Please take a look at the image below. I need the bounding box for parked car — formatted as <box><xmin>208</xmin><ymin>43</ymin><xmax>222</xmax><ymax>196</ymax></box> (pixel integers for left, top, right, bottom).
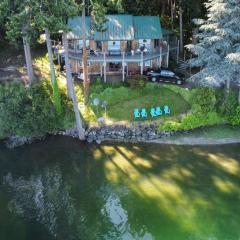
<box><xmin>144</xmin><ymin>68</ymin><xmax>185</xmax><ymax>85</ymax></box>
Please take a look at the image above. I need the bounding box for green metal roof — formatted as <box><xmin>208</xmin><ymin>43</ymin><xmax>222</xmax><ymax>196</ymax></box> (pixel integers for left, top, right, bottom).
<box><xmin>95</xmin><ymin>15</ymin><xmax>134</xmax><ymax>40</ymax></box>
<box><xmin>133</xmin><ymin>16</ymin><xmax>162</xmax><ymax>39</ymax></box>
<box><xmin>67</xmin><ymin>15</ymin><xmax>163</xmax><ymax>40</ymax></box>
<box><xmin>68</xmin><ymin>16</ymin><xmax>92</xmax><ymax>39</ymax></box>
<box><xmin>162</xmin><ymin>28</ymin><xmax>174</xmax><ymax>36</ymax></box>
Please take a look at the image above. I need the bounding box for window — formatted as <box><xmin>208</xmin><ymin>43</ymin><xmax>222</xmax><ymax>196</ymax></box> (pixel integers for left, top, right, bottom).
<box><xmin>139</xmin><ymin>39</ymin><xmax>151</xmax><ymax>51</ymax></box>
<box><xmin>154</xmin><ymin>39</ymin><xmax>159</xmax><ymax>48</ymax></box>
<box><xmin>96</xmin><ymin>41</ymin><xmax>102</xmax><ymax>50</ymax></box>
<box><xmin>108</xmin><ymin>41</ymin><xmax>121</xmax><ymax>51</ymax></box>
<box><xmin>76</xmin><ymin>40</ymin><xmax>90</xmax><ymax>50</ymax></box>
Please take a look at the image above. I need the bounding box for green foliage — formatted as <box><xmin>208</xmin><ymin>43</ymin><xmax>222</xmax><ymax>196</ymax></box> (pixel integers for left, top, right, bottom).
<box><xmin>163</xmin><ymin>84</ymin><xmax>197</xmax><ymax>104</ymax></box>
<box><xmin>221</xmin><ymin>90</ymin><xmax>238</xmax><ymax>116</ymax></box>
<box><xmin>52</xmin><ymin>80</ymin><xmax>62</xmax><ymax>115</ymax></box>
<box><xmin>229</xmin><ymin>106</ymin><xmax>240</xmax><ymax>126</ymax></box>
<box><xmin>0</xmin><ymin>81</ymin><xmax>73</xmax><ymax>139</ymax></box>
<box><xmin>160</xmin><ymin>112</ymin><xmax>225</xmax><ymax>131</ymax></box>
<box><xmin>90</xmin><ymin>86</ymin><xmax>141</xmax><ymax>106</ymax></box>
<box><xmin>126</xmin><ymin>75</ymin><xmax>148</xmax><ymax>89</ymax></box>
<box><xmin>191</xmin><ymin>87</ymin><xmax>216</xmax><ymax>113</ymax></box>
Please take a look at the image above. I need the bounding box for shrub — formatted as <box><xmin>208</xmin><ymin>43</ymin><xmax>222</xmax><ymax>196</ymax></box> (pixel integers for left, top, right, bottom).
<box><xmin>191</xmin><ymin>87</ymin><xmax>216</xmax><ymax>113</ymax></box>
<box><xmin>181</xmin><ymin>112</ymin><xmax>224</xmax><ymax>130</ymax></box>
<box><xmin>160</xmin><ymin>121</ymin><xmax>181</xmax><ymax>131</ymax></box>
<box><xmin>220</xmin><ymin>90</ymin><xmax>238</xmax><ymax>116</ymax></box>
<box><xmin>229</xmin><ymin>106</ymin><xmax>240</xmax><ymax>126</ymax></box>
<box><xmin>0</xmin><ymin>81</ymin><xmax>72</xmax><ymax>139</ymax></box>
<box><xmin>159</xmin><ymin>111</ymin><xmax>225</xmax><ymax>131</ymax></box>
<box><xmin>163</xmin><ymin>85</ymin><xmax>197</xmax><ymax>104</ymax></box>
<box><xmin>126</xmin><ymin>75</ymin><xmax>148</xmax><ymax>89</ymax></box>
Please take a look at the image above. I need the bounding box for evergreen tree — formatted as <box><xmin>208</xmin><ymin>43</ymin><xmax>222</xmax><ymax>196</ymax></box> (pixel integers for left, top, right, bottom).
<box><xmin>186</xmin><ymin>0</ymin><xmax>240</xmax><ymax>90</ymax></box>
<box><xmin>1</xmin><ymin>0</ymin><xmax>35</xmax><ymax>84</ymax></box>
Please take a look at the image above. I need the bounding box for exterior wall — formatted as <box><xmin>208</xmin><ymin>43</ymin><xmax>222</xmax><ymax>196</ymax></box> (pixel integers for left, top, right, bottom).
<box><xmin>89</xmin><ymin>63</ymin><xmax>101</xmax><ymax>73</ymax></box>
<box><xmin>89</xmin><ymin>40</ymin><xmax>96</xmax><ymax>50</ymax></box>
<box><xmin>102</xmin><ymin>41</ymin><xmax>108</xmax><ymax>51</ymax></box>
<box><xmin>70</xmin><ymin>59</ymin><xmax>102</xmax><ymax>74</ymax></box>
<box><xmin>128</xmin><ymin>63</ymin><xmax>139</xmax><ymax>74</ymax></box>
<box><xmin>131</xmin><ymin>40</ymin><xmax>139</xmax><ymax>50</ymax></box>
<box><xmin>120</xmin><ymin>41</ymin><xmax>127</xmax><ymax>52</ymax></box>
<box><xmin>70</xmin><ymin>59</ymin><xmax>81</xmax><ymax>73</ymax></box>
<box><xmin>151</xmin><ymin>59</ymin><xmax>159</xmax><ymax>69</ymax></box>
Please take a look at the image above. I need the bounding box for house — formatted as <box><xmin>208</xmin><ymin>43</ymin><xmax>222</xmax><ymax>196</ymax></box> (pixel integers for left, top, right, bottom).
<box><xmin>67</xmin><ymin>15</ymin><xmax>179</xmax><ymax>82</ymax></box>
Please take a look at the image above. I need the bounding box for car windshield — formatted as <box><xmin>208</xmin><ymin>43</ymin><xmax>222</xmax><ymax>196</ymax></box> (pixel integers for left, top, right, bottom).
<box><xmin>160</xmin><ymin>70</ymin><xmax>175</xmax><ymax>77</ymax></box>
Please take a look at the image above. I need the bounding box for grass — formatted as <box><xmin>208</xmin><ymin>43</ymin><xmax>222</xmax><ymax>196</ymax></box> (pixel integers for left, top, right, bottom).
<box><xmin>79</xmin><ymin>83</ymin><xmax>191</xmax><ymax>125</ymax></box>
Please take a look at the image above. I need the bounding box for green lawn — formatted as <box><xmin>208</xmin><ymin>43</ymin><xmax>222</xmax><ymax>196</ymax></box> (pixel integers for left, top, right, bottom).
<box><xmin>82</xmin><ymin>84</ymin><xmax>191</xmax><ymax>124</ymax></box>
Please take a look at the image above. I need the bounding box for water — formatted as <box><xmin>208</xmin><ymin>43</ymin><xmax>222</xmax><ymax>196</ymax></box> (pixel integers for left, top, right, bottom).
<box><xmin>0</xmin><ymin>137</ymin><xmax>239</xmax><ymax>240</ymax></box>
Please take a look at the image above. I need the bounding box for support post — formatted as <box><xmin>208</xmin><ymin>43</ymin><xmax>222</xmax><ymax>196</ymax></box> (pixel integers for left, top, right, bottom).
<box><xmin>166</xmin><ymin>44</ymin><xmax>169</xmax><ymax>68</ymax></box>
<box><xmin>177</xmin><ymin>40</ymin><xmax>180</xmax><ymax>64</ymax></box>
<box><xmin>122</xmin><ymin>51</ymin><xmax>125</xmax><ymax>82</ymax></box>
<box><xmin>159</xmin><ymin>47</ymin><xmax>162</xmax><ymax>68</ymax></box>
<box><xmin>141</xmin><ymin>52</ymin><xmax>144</xmax><ymax>75</ymax></box>
<box><xmin>100</xmin><ymin>64</ymin><xmax>103</xmax><ymax>77</ymax></box>
<box><xmin>103</xmin><ymin>51</ymin><xmax>107</xmax><ymax>83</ymax></box>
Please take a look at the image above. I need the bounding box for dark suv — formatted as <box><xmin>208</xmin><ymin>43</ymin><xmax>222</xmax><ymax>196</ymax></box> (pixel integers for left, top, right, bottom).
<box><xmin>144</xmin><ymin>68</ymin><xmax>185</xmax><ymax>85</ymax></box>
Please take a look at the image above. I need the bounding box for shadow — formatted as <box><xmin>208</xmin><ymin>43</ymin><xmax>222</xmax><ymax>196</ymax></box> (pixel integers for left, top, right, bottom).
<box><xmin>0</xmin><ymin>137</ymin><xmax>239</xmax><ymax>240</ymax></box>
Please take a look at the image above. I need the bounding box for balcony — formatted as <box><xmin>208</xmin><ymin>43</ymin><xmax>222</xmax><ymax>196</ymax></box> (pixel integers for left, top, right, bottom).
<box><xmin>68</xmin><ymin>47</ymin><xmax>176</xmax><ymax>64</ymax></box>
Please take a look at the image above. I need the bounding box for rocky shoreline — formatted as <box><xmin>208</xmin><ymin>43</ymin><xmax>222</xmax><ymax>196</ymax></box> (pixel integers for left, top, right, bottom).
<box><xmin>3</xmin><ymin>124</ymin><xmax>179</xmax><ymax>148</ymax></box>
<box><xmin>3</xmin><ymin>124</ymin><xmax>240</xmax><ymax>148</ymax></box>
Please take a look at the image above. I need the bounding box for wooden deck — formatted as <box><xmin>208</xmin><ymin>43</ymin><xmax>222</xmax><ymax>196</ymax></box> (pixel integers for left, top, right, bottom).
<box><xmin>68</xmin><ymin>47</ymin><xmax>178</xmax><ymax>63</ymax></box>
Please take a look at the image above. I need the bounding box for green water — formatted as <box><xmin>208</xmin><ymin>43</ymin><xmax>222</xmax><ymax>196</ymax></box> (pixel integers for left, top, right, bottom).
<box><xmin>0</xmin><ymin>137</ymin><xmax>239</xmax><ymax>240</ymax></box>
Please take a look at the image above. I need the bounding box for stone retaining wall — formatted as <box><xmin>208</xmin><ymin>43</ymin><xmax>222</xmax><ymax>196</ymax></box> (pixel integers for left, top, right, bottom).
<box><xmin>4</xmin><ymin>124</ymin><xmax>179</xmax><ymax>148</ymax></box>
<box><xmin>84</xmin><ymin>124</ymin><xmax>177</xmax><ymax>144</ymax></box>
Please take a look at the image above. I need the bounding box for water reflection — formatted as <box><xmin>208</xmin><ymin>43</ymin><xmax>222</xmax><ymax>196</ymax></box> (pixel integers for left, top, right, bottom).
<box><xmin>0</xmin><ymin>137</ymin><xmax>239</xmax><ymax>240</ymax></box>
<box><xmin>3</xmin><ymin>166</ymin><xmax>76</xmax><ymax>238</ymax></box>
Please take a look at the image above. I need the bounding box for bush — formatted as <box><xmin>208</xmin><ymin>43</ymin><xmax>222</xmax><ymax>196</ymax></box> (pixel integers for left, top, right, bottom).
<box><xmin>163</xmin><ymin>85</ymin><xmax>197</xmax><ymax>104</ymax></box>
<box><xmin>126</xmin><ymin>75</ymin><xmax>148</xmax><ymax>89</ymax></box>
<box><xmin>0</xmin><ymin>81</ymin><xmax>73</xmax><ymax>139</ymax></box>
<box><xmin>229</xmin><ymin>106</ymin><xmax>240</xmax><ymax>126</ymax></box>
<box><xmin>220</xmin><ymin>90</ymin><xmax>238</xmax><ymax>116</ymax></box>
<box><xmin>191</xmin><ymin>87</ymin><xmax>216</xmax><ymax>113</ymax></box>
<box><xmin>159</xmin><ymin>111</ymin><xmax>225</xmax><ymax>131</ymax></box>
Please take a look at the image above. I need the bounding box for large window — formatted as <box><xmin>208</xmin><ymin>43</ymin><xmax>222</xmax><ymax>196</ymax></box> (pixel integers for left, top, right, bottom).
<box><xmin>76</xmin><ymin>40</ymin><xmax>90</xmax><ymax>50</ymax></box>
<box><xmin>138</xmin><ymin>39</ymin><xmax>151</xmax><ymax>51</ymax></box>
<box><xmin>108</xmin><ymin>41</ymin><xmax>121</xmax><ymax>51</ymax></box>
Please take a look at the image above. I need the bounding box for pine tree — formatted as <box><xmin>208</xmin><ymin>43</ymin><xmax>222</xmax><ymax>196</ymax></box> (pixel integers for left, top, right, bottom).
<box><xmin>2</xmin><ymin>0</ymin><xmax>35</xmax><ymax>84</ymax></box>
<box><xmin>186</xmin><ymin>0</ymin><xmax>240</xmax><ymax>90</ymax></box>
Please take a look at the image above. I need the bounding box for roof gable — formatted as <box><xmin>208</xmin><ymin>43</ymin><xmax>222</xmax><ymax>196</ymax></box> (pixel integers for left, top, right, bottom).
<box><xmin>67</xmin><ymin>15</ymin><xmax>162</xmax><ymax>40</ymax></box>
<box><xmin>133</xmin><ymin>16</ymin><xmax>162</xmax><ymax>39</ymax></box>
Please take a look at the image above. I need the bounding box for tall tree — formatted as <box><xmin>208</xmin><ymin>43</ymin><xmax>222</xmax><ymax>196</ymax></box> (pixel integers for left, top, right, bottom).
<box><xmin>81</xmin><ymin>0</ymin><xmax>107</xmax><ymax>103</ymax></box>
<box><xmin>2</xmin><ymin>0</ymin><xmax>35</xmax><ymax>84</ymax></box>
<box><xmin>33</xmin><ymin>0</ymin><xmax>67</xmax><ymax>115</ymax></box>
<box><xmin>186</xmin><ymin>0</ymin><xmax>240</xmax><ymax>96</ymax></box>
<box><xmin>34</xmin><ymin>0</ymin><xmax>85</xmax><ymax>139</ymax></box>
<box><xmin>63</xmin><ymin>32</ymin><xmax>85</xmax><ymax>140</ymax></box>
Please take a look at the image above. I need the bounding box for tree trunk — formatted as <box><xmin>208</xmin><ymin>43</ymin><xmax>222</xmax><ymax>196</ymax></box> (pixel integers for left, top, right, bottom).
<box><xmin>45</xmin><ymin>28</ymin><xmax>56</xmax><ymax>86</ymax></box>
<box><xmin>22</xmin><ymin>29</ymin><xmax>34</xmax><ymax>85</ymax></box>
<box><xmin>224</xmin><ymin>78</ymin><xmax>231</xmax><ymax>102</ymax></box>
<box><xmin>45</xmin><ymin>28</ymin><xmax>62</xmax><ymax>114</ymax></box>
<box><xmin>82</xmin><ymin>0</ymin><xmax>89</xmax><ymax>104</ymax></box>
<box><xmin>63</xmin><ymin>32</ymin><xmax>85</xmax><ymax>140</ymax></box>
<box><xmin>171</xmin><ymin>0</ymin><xmax>174</xmax><ymax>27</ymax></box>
<box><xmin>179</xmin><ymin>7</ymin><xmax>184</xmax><ymax>53</ymax></box>
<box><xmin>238</xmin><ymin>80</ymin><xmax>240</xmax><ymax>105</ymax></box>
<box><xmin>161</xmin><ymin>1</ymin><xmax>166</xmax><ymax>16</ymax></box>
